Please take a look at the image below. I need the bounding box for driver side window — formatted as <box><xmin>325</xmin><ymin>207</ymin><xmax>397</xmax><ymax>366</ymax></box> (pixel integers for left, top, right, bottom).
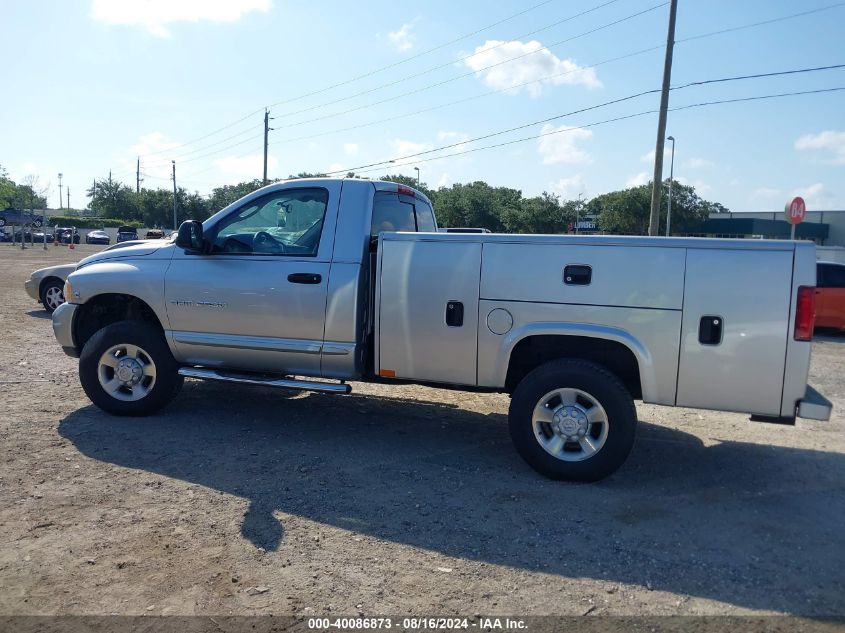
<box><xmin>212</xmin><ymin>187</ymin><xmax>329</xmax><ymax>256</ymax></box>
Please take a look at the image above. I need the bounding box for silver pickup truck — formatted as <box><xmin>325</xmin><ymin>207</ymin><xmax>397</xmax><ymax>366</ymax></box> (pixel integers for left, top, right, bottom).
<box><xmin>51</xmin><ymin>178</ymin><xmax>832</xmax><ymax>481</ymax></box>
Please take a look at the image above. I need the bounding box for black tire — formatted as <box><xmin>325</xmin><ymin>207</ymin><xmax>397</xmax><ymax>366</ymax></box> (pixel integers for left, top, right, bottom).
<box><xmin>79</xmin><ymin>320</ymin><xmax>183</xmax><ymax>416</ymax></box>
<box><xmin>508</xmin><ymin>359</ymin><xmax>637</xmax><ymax>482</ymax></box>
<box><xmin>39</xmin><ymin>279</ymin><xmax>65</xmax><ymax>313</ymax></box>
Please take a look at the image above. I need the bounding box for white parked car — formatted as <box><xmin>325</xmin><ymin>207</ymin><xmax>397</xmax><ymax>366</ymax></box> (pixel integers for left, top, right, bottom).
<box><xmin>24</xmin><ymin>264</ymin><xmax>76</xmax><ymax>313</ymax></box>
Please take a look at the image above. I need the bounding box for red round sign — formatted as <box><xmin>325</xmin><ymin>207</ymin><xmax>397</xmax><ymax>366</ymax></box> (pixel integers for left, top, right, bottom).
<box><xmin>785</xmin><ymin>197</ymin><xmax>806</xmax><ymax>225</ymax></box>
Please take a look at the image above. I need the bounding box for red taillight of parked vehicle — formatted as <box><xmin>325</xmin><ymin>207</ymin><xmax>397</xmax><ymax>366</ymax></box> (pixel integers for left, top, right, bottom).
<box><xmin>794</xmin><ymin>286</ymin><xmax>816</xmax><ymax>341</ymax></box>
<box><xmin>397</xmin><ymin>185</ymin><xmax>416</xmax><ymax>197</ymax></box>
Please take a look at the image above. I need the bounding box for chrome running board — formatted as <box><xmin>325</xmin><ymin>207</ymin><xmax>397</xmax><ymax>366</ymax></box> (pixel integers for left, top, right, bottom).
<box><xmin>178</xmin><ymin>367</ymin><xmax>352</xmax><ymax>394</ymax></box>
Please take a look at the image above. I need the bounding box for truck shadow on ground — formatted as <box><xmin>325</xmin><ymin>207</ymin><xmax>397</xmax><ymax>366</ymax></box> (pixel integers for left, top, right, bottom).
<box><xmin>58</xmin><ymin>381</ymin><xmax>845</xmax><ymax>615</ymax></box>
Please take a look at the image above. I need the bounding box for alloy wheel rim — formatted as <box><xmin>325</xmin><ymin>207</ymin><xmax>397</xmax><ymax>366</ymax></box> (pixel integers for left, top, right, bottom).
<box><xmin>45</xmin><ymin>287</ymin><xmax>64</xmax><ymax>310</ymax></box>
<box><xmin>532</xmin><ymin>387</ymin><xmax>609</xmax><ymax>462</ymax></box>
<box><xmin>97</xmin><ymin>343</ymin><xmax>157</xmax><ymax>401</ymax></box>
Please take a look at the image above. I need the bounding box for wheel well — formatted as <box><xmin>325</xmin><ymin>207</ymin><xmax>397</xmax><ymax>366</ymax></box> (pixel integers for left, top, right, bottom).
<box><xmin>505</xmin><ymin>335</ymin><xmax>642</xmax><ymax>399</ymax></box>
<box><xmin>39</xmin><ymin>276</ymin><xmax>65</xmax><ymax>297</ymax></box>
<box><xmin>73</xmin><ymin>294</ymin><xmax>164</xmax><ymax>351</ymax></box>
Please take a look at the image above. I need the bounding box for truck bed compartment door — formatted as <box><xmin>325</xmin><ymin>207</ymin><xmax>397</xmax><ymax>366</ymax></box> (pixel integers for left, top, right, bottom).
<box><xmin>376</xmin><ymin>239</ymin><xmax>481</xmax><ymax>385</ymax></box>
<box><xmin>676</xmin><ymin>249</ymin><xmax>793</xmax><ymax>415</ymax></box>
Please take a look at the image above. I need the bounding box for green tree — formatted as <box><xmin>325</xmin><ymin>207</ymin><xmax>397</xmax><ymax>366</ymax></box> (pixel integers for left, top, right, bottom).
<box><xmin>590</xmin><ymin>180</ymin><xmax>727</xmax><ymax>235</ymax></box>
<box><xmin>208</xmin><ymin>179</ymin><xmax>265</xmax><ymax>214</ymax></box>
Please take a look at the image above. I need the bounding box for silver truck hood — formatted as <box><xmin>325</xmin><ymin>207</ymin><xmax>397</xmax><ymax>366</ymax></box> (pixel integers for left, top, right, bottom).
<box><xmin>77</xmin><ymin>241</ymin><xmax>171</xmax><ymax>268</ymax></box>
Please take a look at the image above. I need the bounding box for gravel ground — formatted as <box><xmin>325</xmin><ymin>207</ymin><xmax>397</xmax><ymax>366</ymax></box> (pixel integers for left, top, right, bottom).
<box><xmin>0</xmin><ymin>243</ymin><xmax>843</xmax><ymax>618</ymax></box>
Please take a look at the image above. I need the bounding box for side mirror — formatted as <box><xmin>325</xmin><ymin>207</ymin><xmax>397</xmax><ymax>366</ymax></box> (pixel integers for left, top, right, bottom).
<box><xmin>175</xmin><ymin>220</ymin><xmax>204</xmax><ymax>252</ymax></box>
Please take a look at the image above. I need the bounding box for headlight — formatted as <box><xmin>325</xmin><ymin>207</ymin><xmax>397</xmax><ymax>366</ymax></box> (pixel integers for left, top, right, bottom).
<box><xmin>63</xmin><ymin>280</ymin><xmax>73</xmax><ymax>301</ymax></box>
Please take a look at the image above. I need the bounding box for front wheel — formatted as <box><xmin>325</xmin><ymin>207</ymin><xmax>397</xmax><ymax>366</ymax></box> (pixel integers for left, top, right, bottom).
<box><xmin>508</xmin><ymin>359</ymin><xmax>637</xmax><ymax>481</ymax></box>
<box><xmin>40</xmin><ymin>279</ymin><xmax>65</xmax><ymax>313</ymax></box>
<box><xmin>79</xmin><ymin>321</ymin><xmax>183</xmax><ymax>416</ymax></box>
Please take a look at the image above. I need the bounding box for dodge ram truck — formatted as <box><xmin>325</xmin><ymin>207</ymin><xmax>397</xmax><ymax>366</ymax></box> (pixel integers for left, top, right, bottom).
<box><xmin>51</xmin><ymin>178</ymin><xmax>833</xmax><ymax>481</ymax></box>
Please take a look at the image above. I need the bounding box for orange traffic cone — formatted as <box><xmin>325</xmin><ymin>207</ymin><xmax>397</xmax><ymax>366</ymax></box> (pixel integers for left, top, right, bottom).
<box><xmin>69</xmin><ymin>241</ymin><xmax>75</xmax><ymax>250</ymax></box>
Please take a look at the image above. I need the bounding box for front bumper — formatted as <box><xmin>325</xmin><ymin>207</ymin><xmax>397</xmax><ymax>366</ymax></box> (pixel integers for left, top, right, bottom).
<box><xmin>52</xmin><ymin>302</ymin><xmax>79</xmax><ymax>357</ymax></box>
<box><xmin>797</xmin><ymin>385</ymin><xmax>833</xmax><ymax>421</ymax></box>
<box><xmin>24</xmin><ymin>277</ymin><xmax>40</xmax><ymax>301</ymax></box>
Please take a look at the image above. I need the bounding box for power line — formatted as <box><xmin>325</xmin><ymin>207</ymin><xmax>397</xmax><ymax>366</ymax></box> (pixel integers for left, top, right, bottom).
<box><xmin>343</xmin><ymin>86</ymin><xmax>845</xmax><ymax>176</ymax></box>
<box><xmin>318</xmin><ymin>64</ymin><xmax>845</xmax><ymax>174</ymax></box>
<box><xmin>272</xmin><ymin>1</ymin><xmax>667</xmax><ymax>123</ymax></box>
<box><xmin>134</xmin><ymin>0</ymin><xmax>581</xmax><ymax>159</ymax></box>
<box><xmin>268</xmin><ymin>0</ymin><xmax>619</xmax><ymax>110</ymax></box>
<box><xmin>270</xmin><ymin>44</ymin><xmax>664</xmax><ymax>147</ymax></box>
<box><xmin>678</xmin><ymin>1</ymin><xmax>845</xmax><ymax>43</ymax></box>
<box><xmin>132</xmin><ymin>0</ymin><xmax>845</xmax><ymax>166</ymax></box>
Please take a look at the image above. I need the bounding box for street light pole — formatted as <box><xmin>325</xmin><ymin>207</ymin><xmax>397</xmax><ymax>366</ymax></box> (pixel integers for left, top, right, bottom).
<box><xmin>171</xmin><ymin>160</ymin><xmax>177</xmax><ymax>231</ymax></box>
<box><xmin>58</xmin><ymin>173</ymin><xmax>63</xmax><ymax>210</ymax></box>
<box><xmin>414</xmin><ymin>167</ymin><xmax>420</xmax><ymax>186</ymax></box>
<box><xmin>666</xmin><ymin>135</ymin><xmax>675</xmax><ymax>237</ymax></box>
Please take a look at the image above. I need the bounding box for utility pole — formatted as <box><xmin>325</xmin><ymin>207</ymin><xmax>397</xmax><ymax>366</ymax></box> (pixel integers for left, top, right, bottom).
<box><xmin>58</xmin><ymin>173</ymin><xmax>63</xmax><ymax>210</ymax></box>
<box><xmin>92</xmin><ymin>179</ymin><xmax>96</xmax><ymax>214</ymax></box>
<box><xmin>136</xmin><ymin>157</ymin><xmax>141</xmax><ymax>193</ymax></box>
<box><xmin>67</xmin><ymin>187</ymin><xmax>70</xmax><ymax>210</ymax></box>
<box><xmin>263</xmin><ymin>108</ymin><xmax>273</xmax><ymax>185</ymax></box>
<box><xmin>647</xmin><ymin>0</ymin><xmax>678</xmax><ymax>236</ymax></box>
<box><xmin>171</xmin><ymin>160</ymin><xmax>177</xmax><ymax>230</ymax></box>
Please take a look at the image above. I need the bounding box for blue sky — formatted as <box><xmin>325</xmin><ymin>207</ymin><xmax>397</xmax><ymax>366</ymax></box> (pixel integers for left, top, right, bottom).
<box><xmin>2</xmin><ymin>0</ymin><xmax>844</xmax><ymax>213</ymax></box>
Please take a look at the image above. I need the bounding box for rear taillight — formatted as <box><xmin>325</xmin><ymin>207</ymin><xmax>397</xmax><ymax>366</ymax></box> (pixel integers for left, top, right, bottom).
<box><xmin>397</xmin><ymin>185</ymin><xmax>416</xmax><ymax>197</ymax></box>
<box><xmin>794</xmin><ymin>286</ymin><xmax>816</xmax><ymax>341</ymax></box>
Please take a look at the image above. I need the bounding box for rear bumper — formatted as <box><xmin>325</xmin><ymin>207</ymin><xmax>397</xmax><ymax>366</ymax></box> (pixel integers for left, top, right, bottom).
<box><xmin>51</xmin><ymin>302</ymin><xmax>79</xmax><ymax>357</ymax></box>
<box><xmin>797</xmin><ymin>385</ymin><xmax>833</xmax><ymax>421</ymax></box>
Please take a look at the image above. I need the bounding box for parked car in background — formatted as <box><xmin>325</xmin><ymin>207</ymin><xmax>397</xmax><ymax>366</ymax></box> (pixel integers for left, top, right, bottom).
<box><xmin>144</xmin><ymin>229</ymin><xmax>165</xmax><ymax>240</ymax></box>
<box><xmin>116</xmin><ymin>226</ymin><xmax>139</xmax><ymax>243</ymax></box>
<box><xmin>85</xmin><ymin>230</ymin><xmax>110</xmax><ymax>245</ymax></box>
<box><xmin>57</xmin><ymin>227</ymin><xmax>81</xmax><ymax>244</ymax></box>
<box><xmin>816</xmin><ymin>261</ymin><xmax>845</xmax><ymax>332</ymax></box>
<box><xmin>24</xmin><ymin>263</ymin><xmax>76</xmax><ymax>313</ymax></box>
<box><xmin>12</xmin><ymin>229</ymin><xmax>53</xmax><ymax>242</ymax></box>
<box><xmin>0</xmin><ymin>208</ymin><xmax>44</xmax><ymax>228</ymax></box>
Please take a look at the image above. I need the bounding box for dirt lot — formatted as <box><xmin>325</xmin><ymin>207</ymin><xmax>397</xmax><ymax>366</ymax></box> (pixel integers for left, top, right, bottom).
<box><xmin>0</xmin><ymin>243</ymin><xmax>844</xmax><ymax>619</ymax></box>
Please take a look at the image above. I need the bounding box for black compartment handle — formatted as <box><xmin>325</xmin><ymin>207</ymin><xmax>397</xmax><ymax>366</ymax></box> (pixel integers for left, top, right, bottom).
<box><xmin>288</xmin><ymin>273</ymin><xmax>322</xmax><ymax>284</ymax></box>
<box><xmin>698</xmin><ymin>316</ymin><xmax>723</xmax><ymax>345</ymax></box>
<box><xmin>564</xmin><ymin>264</ymin><xmax>592</xmax><ymax>285</ymax></box>
<box><xmin>446</xmin><ymin>301</ymin><xmax>464</xmax><ymax>327</ymax></box>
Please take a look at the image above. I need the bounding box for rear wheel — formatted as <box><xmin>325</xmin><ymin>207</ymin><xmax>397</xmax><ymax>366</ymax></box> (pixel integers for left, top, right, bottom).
<box><xmin>508</xmin><ymin>359</ymin><xmax>637</xmax><ymax>481</ymax></box>
<box><xmin>40</xmin><ymin>279</ymin><xmax>65</xmax><ymax>313</ymax></box>
<box><xmin>79</xmin><ymin>321</ymin><xmax>183</xmax><ymax>416</ymax></box>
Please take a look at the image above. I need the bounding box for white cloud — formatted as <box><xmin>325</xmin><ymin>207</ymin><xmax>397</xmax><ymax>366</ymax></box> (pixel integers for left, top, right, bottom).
<box><xmin>215</xmin><ymin>153</ymin><xmax>277</xmax><ymax>178</ymax></box>
<box><xmin>91</xmin><ymin>0</ymin><xmax>272</xmax><ymax>38</ymax></box>
<box><xmin>343</xmin><ymin>143</ymin><xmax>359</xmax><ymax>156</ymax></box>
<box><xmin>436</xmin><ymin>173</ymin><xmax>451</xmax><ymax>189</ymax></box>
<box><xmin>684</xmin><ymin>157</ymin><xmax>712</xmax><ymax>169</ymax></box>
<box><xmin>388</xmin><ymin>21</ymin><xmax>415</xmax><ymax>52</ymax></box>
<box><xmin>550</xmin><ymin>175</ymin><xmax>587</xmax><ymax>199</ymax></box>
<box><xmin>676</xmin><ymin>176</ymin><xmax>711</xmax><ymax>195</ymax></box>
<box><xmin>795</xmin><ymin>130</ymin><xmax>845</xmax><ymax>164</ymax></box>
<box><xmin>389</xmin><ymin>138</ymin><xmax>432</xmax><ymax>166</ymax></box>
<box><xmin>791</xmin><ymin>182</ymin><xmax>836</xmax><ymax>209</ymax></box>
<box><xmin>326</xmin><ymin>163</ymin><xmax>346</xmax><ymax>175</ymax></box>
<box><xmin>626</xmin><ymin>172</ymin><xmax>650</xmax><ymax>188</ymax></box>
<box><xmin>437</xmin><ymin>131</ymin><xmax>470</xmax><ymax>153</ymax></box>
<box><xmin>463</xmin><ymin>40</ymin><xmax>600</xmax><ymax>96</ymax></box>
<box><xmin>640</xmin><ymin>145</ymin><xmax>677</xmax><ymax>164</ymax></box>
<box><xmin>537</xmin><ymin>124</ymin><xmax>592</xmax><ymax>165</ymax></box>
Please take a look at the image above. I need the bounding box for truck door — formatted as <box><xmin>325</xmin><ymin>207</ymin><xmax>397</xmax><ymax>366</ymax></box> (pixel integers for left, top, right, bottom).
<box><xmin>164</xmin><ymin>183</ymin><xmax>340</xmax><ymax>376</ymax></box>
<box><xmin>676</xmin><ymin>248</ymin><xmax>794</xmax><ymax>416</ymax></box>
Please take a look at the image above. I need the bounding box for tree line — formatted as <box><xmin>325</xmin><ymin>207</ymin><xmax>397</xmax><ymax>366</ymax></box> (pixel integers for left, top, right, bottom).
<box><xmin>5</xmin><ymin>164</ymin><xmax>729</xmax><ymax>234</ymax></box>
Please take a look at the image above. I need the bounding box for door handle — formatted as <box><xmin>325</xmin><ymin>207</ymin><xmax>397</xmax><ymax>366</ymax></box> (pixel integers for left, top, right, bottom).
<box><xmin>287</xmin><ymin>273</ymin><xmax>322</xmax><ymax>284</ymax></box>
